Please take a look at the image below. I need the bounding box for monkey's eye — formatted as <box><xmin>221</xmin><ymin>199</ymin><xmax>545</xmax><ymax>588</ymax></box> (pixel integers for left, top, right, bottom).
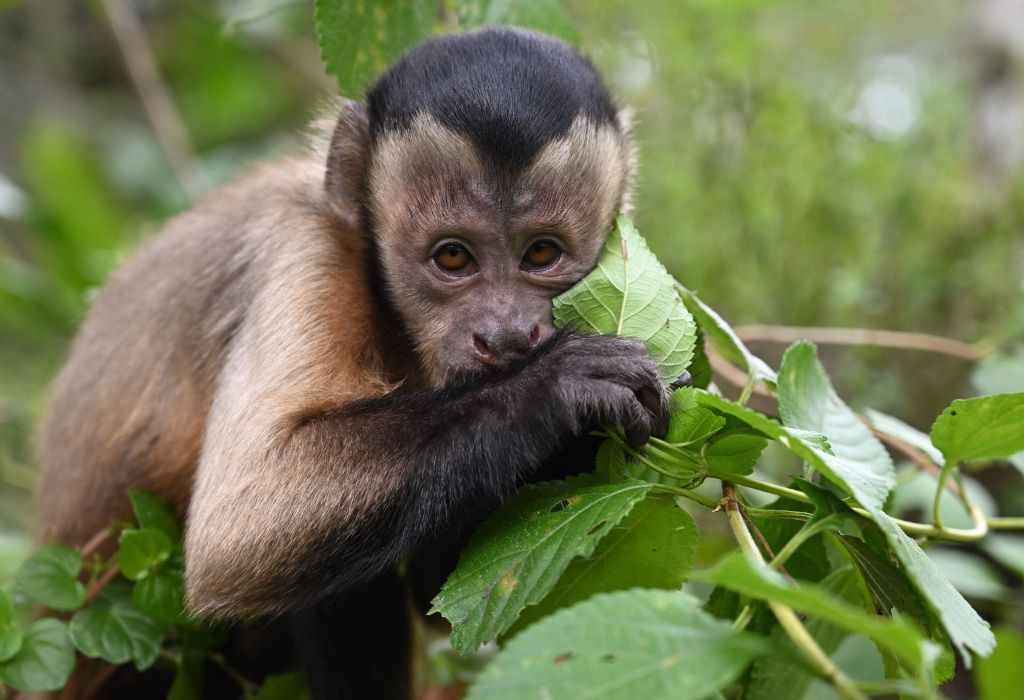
<box><xmin>522</xmin><ymin>240</ymin><xmax>562</xmax><ymax>270</ymax></box>
<box><xmin>433</xmin><ymin>243</ymin><xmax>473</xmax><ymax>274</ymax></box>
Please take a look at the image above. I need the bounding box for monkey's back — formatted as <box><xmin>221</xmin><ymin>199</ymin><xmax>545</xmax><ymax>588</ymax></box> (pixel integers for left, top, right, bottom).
<box><xmin>35</xmin><ymin>154</ymin><xmax>336</xmax><ymax>545</ymax></box>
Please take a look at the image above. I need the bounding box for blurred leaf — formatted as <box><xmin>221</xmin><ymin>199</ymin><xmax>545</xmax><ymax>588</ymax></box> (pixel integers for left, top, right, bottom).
<box><xmin>133</xmin><ymin>553</ymin><xmax>185</xmax><ymax>624</ymax></box>
<box><xmin>976</xmin><ymin>627</ymin><xmax>1024</xmax><ymax>700</ymax></box>
<box><xmin>972</xmin><ymin>348</ymin><xmax>1024</xmax><ymax>396</ymax></box>
<box><xmin>931</xmin><ymin>393</ymin><xmax>1024</xmax><ymax>466</ymax></box>
<box><xmin>431</xmin><ymin>476</ymin><xmax>652</xmax><ymax>653</ymax></box>
<box><xmin>70</xmin><ymin>585</ymin><xmax>169</xmax><ymax>670</ymax></box>
<box><xmin>129</xmin><ymin>489</ymin><xmax>182</xmax><ymax>542</ymax></box>
<box><xmin>0</xmin><ymin>618</ymin><xmax>75</xmax><ymax>692</ymax></box>
<box><xmin>554</xmin><ymin>214</ymin><xmax>697</xmax><ymax>383</ymax></box>
<box><xmin>925</xmin><ymin>549</ymin><xmax>1006</xmax><ymax>602</ymax></box>
<box><xmin>253</xmin><ymin>672</ymin><xmax>311</xmax><ymax>699</ymax></box>
<box><xmin>0</xmin><ymin>590</ymin><xmax>21</xmax><ymax>663</ymax></box>
<box><xmin>468</xmin><ymin>590</ymin><xmax>766</xmax><ymax>700</ymax></box>
<box><xmin>510</xmin><ymin>496</ymin><xmax>698</xmax><ymax>634</ymax></box>
<box><xmin>167</xmin><ymin>635</ymin><xmax>206</xmax><ymax>700</ymax></box>
<box><xmin>982</xmin><ymin>535</ymin><xmax>1024</xmax><ymax>578</ymax></box>
<box><xmin>119</xmin><ymin>528</ymin><xmax>173</xmax><ymax>581</ymax></box>
<box><xmin>12</xmin><ymin>545</ymin><xmax>85</xmax><ymax>611</ymax></box>
<box><xmin>315</xmin><ymin>0</ymin><xmax>436</xmax><ymax>96</ymax></box>
<box><xmin>863</xmin><ymin>408</ymin><xmax>944</xmax><ymax>466</ymax></box>
<box><xmin>457</xmin><ymin>0</ymin><xmax>579</xmax><ymax>43</ymax></box>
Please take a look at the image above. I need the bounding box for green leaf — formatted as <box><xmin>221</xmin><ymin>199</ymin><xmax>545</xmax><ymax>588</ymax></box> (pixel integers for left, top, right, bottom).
<box><xmin>976</xmin><ymin>627</ymin><xmax>1024</xmax><ymax>700</ymax></box>
<box><xmin>0</xmin><ymin>590</ymin><xmax>22</xmax><ymax>663</ymax></box>
<box><xmin>253</xmin><ymin>672</ymin><xmax>311</xmax><ymax>700</ymax></box>
<box><xmin>457</xmin><ymin>0</ymin><xmax>578</xmax><ymax>43</ymax></box>
<box><xmin>510</xmin><ymin>496</ymin><xmax>698</xmax><ymax>634</ymax></box>
<box><xmin>468</xmin><ymin>589</ymin><xmax>766</xmax><ymax>700</ymax></box>
<box><xmin>69</xmin><ymin>585</ymin><xmax>169</xmax><ymax>670</ymax></box>
<box><xmin>431</xmin><ymin>476</ymin><xmax>653</xmax><ymax>653</ymax></box>
<box><xmin>314</xmin><ymin>0</ymin><xmax>436</xmax><ymax>96</ymax></box>
<box><xmin>704</xmin><ymin>432</ymin><xmax>767</xmax><ymax>475</ymax></box>
<box><xmin>930</xmin><ymin>393</ymin><xmax>1024</xmax><ymax>466</ymax></box>
<box><xmin>863</xmin><ymin>408</ymin><xmax>944</xmax><ymax>466</ymax></box>
<box><xmin>694</xmin><ymin>391</ymin><xmax>892</xmax><ymax>511</ymax></box>
<box><xmin>666</xmin><ymin>392</ymin><xmax>726</xmax><ymax>446</ymax></box>
<box><xmin>925</xmin><ymin>549</ymin><xmax>1006</xmax><ymax>602</ymax></box>
<box><xmin>778</xmin><ymin>342</ymin><xmax>895</xmax><ymax>489</ymax></box>
<box><xmin>133</xmin><ymin>562</ymin><xmax>186</xmax><ymax>625</ymax></box>
<box><xmin>119</xmin><ymin>528</ymin><xmax>173</xmax><ymax>581</ymax></box>
<box><xmin>972</xmin><ymin>347</ymin><xmax>1024</xmax><ymax>396</ymax></box>
<box><xmin>12</xmin><ymin>545</ymin><xmax>86</xmax><ymax>611</ymax></box>
<box><xmin>983</xmin><ymin>535</ymin><xmax>1024</xmax><ymax>578</ymax></box>
<box><xmin>167</xmin><ymin>636</ymin><xmax>206</xmax><ymax>700</ymax></box>
<box><xmin>836</xmin><ymin>535</ymin><xmax>931</xmax><ymax>630</ymax></box>
<box><xmin>676</xmin><ymin>285</ymin><xmax>777</xmax><ymax>387</ymax></box>
<box><xmin>697</xmin><ymin>387</ymin><xmax>995</xmax><ymax>662</ymax></box>
<box><xmin>747</xmin><ymin>568</ymin><xmax>861</xmax><ymax>700</ymax></box>
<box><xmin>129</xmin><ymin>489</ymin><xmax>182</xmax><ymax>542</ymax></box>
<box><xmin>553</xmin><ymin>214</ymin><xmax>697</xmax><ymax>384</ymax></box>
<box><xmin>696</xmin><ymin>553</ymin><xmax>939</xmax><ymax>677</ymax></box>
<box><xmin>868</xmin><ymin>513</ymin><xmax>994</xmax><ymax>663</ymax></box>
<box><xmin>593</xmin><ymin>439</ymin><xmax>628</xmax><ymax>480</ymax></box>
<box><xmin>0</xmin><ymin>618</ymin><xmax>75</xmax><ymax>692</ymax></box>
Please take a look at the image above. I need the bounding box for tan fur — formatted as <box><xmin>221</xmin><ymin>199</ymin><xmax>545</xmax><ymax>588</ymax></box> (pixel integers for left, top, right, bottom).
<box><xmin>36</xmin><ymin>102</ymin><xmax>636</xmax><ymax>617</ymax></box>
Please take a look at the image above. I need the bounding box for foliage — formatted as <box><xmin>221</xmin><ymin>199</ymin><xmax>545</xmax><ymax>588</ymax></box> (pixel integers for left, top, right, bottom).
<box><xmin>2</xmin><ymin>1</ymin><xmax>1024</xmax><ymax>698</ymax></box>
<box><xmin>0</xmin><ymin>492</ymin><xmax>297</xmax><ymax>695</ymax></box>
<box><xmin>431</xmin><ymin>214</ymin><xmax>1024</xmax><ymax>698</ymax></box>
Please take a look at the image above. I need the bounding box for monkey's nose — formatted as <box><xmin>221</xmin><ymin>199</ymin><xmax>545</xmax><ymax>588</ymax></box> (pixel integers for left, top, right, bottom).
<box><xmin>472</xmin><ymin>324</ymin><xmax>542</xmax><ymax>365</ymax></box>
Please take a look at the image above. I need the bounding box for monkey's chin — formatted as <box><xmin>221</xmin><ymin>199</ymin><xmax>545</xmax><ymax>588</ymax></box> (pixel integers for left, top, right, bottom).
<box><xmin>426</xmin><ymin>358</ymin><xmax>495</xmax><ymax>388</ymax></box>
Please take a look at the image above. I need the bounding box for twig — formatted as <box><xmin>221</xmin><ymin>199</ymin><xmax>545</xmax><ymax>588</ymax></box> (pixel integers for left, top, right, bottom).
<box><xmin>722</xmin><ymin>484</ymin><xmax>869</xmax><ymax>700</ymax></box>
<box><xmin>706</xmin><ymin>348</ymin><xmax>774</xmax><ymax>399</ymax></box>
<box><xmin>734</xmin><ymin>325</ymin><xmax>986</xmax><ymax>362</ymax></box>
<box><xmin>80</xmin><ymin>527</ymin><xmax>114</xmax><ymax>559</ymax></box>
<box><xmin>101</xmin><ymin>0</ymin><xmax>205</xmax><ymax>200</ymax></box>
<box><xmin>83</xmin><ymin>564</ymin><xmax>121</xmax><ymax>608</ymax></box>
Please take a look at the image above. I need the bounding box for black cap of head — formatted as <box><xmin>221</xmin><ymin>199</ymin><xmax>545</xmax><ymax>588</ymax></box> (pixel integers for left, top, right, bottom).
<box><xmin>366</xmin><ymin>27</ymin><xmax>620</xmax><ymax>170</ymax></box>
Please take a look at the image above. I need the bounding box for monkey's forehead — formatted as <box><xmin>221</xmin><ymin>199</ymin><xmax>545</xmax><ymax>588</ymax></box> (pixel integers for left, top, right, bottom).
<box><xmin>367</xmin><ymin>112</ymin><xmax>629</xmax><ymax>241</ymax></box>
<box><xmin>366</xmin><ymin>27</ymin><xmax>620</xmax><ymax>171</ymax></box>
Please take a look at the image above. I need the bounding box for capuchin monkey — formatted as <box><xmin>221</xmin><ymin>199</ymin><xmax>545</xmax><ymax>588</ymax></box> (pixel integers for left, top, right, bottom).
<box><xmin>36</xmin><ymin>26</ymin><xmax>669</xmax><ymax>698</ymax></box>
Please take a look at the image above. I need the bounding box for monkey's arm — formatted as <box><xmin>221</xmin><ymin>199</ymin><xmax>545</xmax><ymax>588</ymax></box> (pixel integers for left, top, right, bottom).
<box><xmin>184</xmin><ymin>252</ymin><xmax>664</xmax><ymax>618</ymax></box>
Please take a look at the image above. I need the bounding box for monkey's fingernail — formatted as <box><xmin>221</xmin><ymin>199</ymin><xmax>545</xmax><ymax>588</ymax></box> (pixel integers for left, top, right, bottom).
<box><xmin>670</xmin><ymin>372</ymin><xmax>692</xmax><ymax>390</ymax></box>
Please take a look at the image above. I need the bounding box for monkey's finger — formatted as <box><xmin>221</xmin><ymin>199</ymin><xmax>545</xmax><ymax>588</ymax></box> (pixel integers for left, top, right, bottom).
<box><xmin>670</xmin><ymin>372</ymin><xmax>692</xmax><ymax>390</ymax></box>
<box><xmin>636</xmin><ymin>384</ymin><xmax>670</xmax><ymax>440</ymax></box>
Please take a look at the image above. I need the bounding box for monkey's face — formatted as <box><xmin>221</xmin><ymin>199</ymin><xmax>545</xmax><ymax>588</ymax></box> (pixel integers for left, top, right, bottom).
<box><xmin>368</xmin><ymin>113</ymin><xmax>632</xmax><ymax>385</ymax></box>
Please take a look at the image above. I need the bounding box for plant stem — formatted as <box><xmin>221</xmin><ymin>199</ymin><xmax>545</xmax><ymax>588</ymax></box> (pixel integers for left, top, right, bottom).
<box><xmin>83</xmin><ymin>564</ymin><xmax>121</xmax><ymax>607</ymax></box>
<box><xmin>988</xmin><ymin>517</ymin><xmax>1024</xmax><ymax>529</ymax></box>
<box><xmin>651</xmin><ymin>484</ymin><xmax>720</xmax><ymax>509</ymax></box>
<box><xmin>732</xmin><ymin>603</ymin><xmax>755</xmax><ymax>631</ymax></box>
<box><xmin>722</xmin><ymin>484</ymin><xmax>868</xmax><ymax>700</ymax></box>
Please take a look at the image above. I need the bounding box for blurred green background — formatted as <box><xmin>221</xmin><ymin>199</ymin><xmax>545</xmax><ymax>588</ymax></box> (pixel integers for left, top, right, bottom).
<box><xmin>0</xmin><ymin>0</ymin><xmax>1023</xmax><ymax>692</ymax></box>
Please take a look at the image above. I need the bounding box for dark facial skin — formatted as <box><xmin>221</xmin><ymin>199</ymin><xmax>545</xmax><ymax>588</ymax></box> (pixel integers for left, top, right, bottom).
<box><xmin>370</xmin><ymin>115</ymin><xmax>621</xmax><ymax>384</ymax></box>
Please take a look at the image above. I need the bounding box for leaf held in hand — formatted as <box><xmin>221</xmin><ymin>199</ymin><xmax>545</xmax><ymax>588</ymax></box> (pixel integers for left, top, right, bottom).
<box><xmin>553</xmin><ymin>214</ymin><xmax>697</xmax><ymax>383</ymax></box>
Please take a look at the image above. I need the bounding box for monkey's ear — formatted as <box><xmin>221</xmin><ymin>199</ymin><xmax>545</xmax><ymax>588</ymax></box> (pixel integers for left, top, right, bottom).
<box><xmin>325</xmin><ymin>100</ymin><xmax>370</xmax><ymax>229</ymax></box>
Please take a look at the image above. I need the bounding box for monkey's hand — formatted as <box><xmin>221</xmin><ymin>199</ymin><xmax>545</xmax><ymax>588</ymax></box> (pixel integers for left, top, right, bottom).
<box><xmin>540</xmin><ymin>333</ymin><xmax>671</xmax><ymax>450</ymax></box>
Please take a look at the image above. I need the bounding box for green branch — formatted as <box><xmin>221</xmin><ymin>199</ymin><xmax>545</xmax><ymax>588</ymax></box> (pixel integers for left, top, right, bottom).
<box><xmin>722</xmin><ymin>483</ymin><xmax>868</xmax><ymax>700</ymax></box>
